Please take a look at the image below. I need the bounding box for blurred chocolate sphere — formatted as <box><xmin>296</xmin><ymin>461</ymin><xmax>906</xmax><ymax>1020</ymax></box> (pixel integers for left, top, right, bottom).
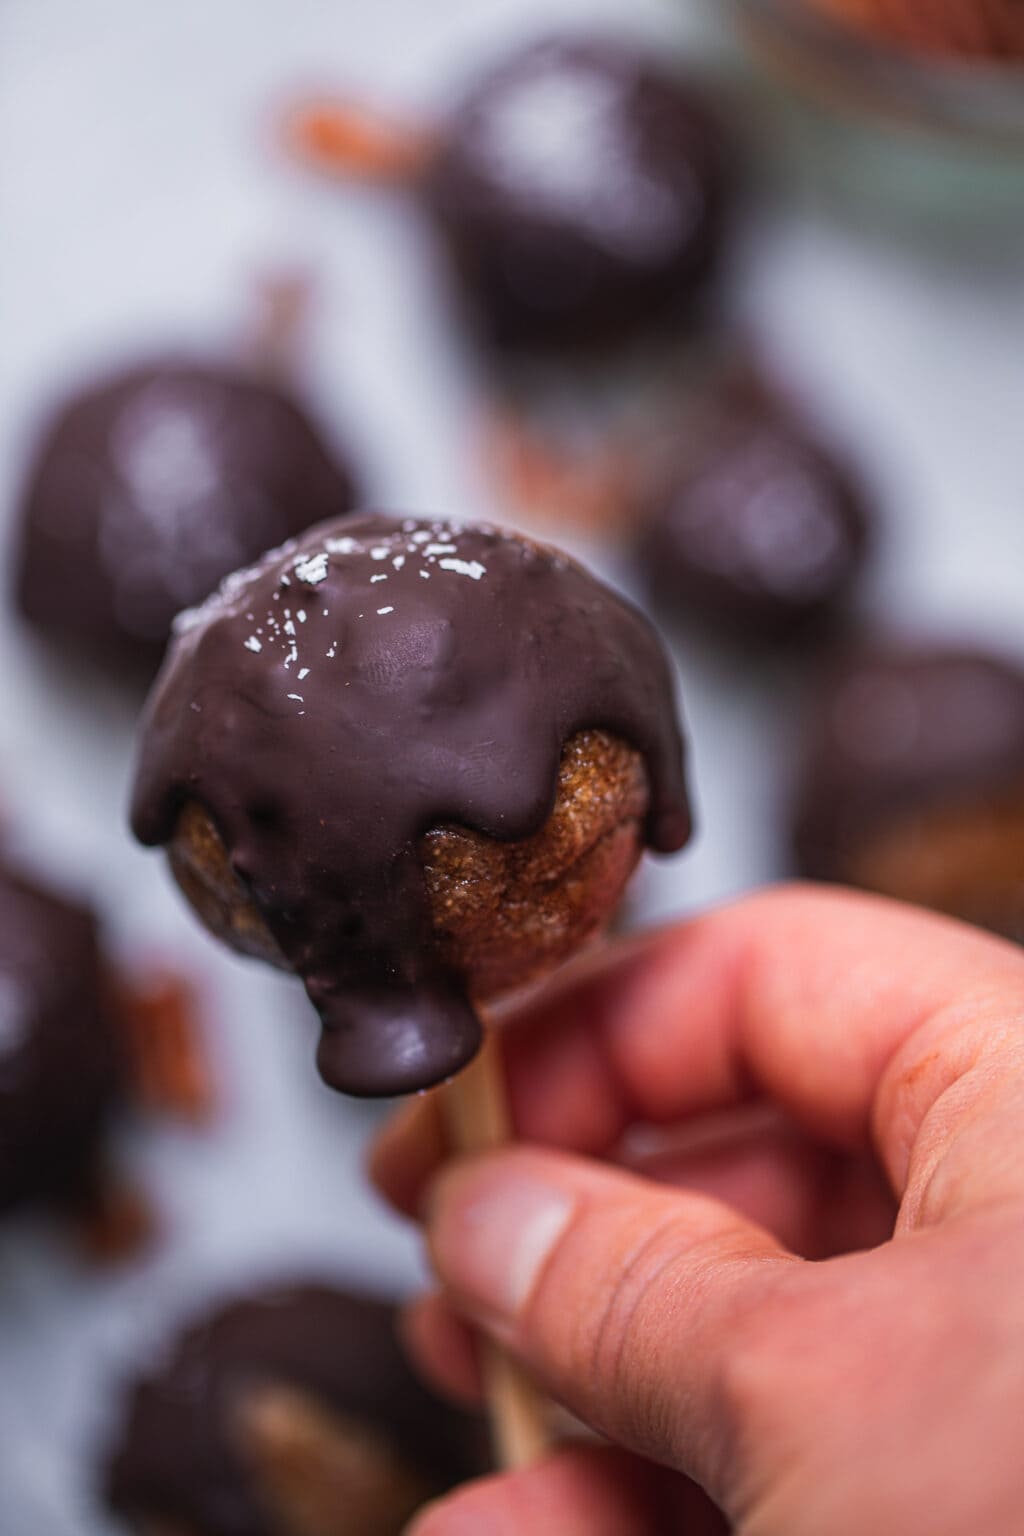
<box><xmin>793</xmin><ymin>644</ymin><xmax>1024</xmax><ymax>938</ymax></box>
<box><xmin>0</xmin><ymin>858</ymin><xmax>121</xmax><ymax>1215</ymax></box>
<box><xmin>104</xmin><ymin>1282</ymin><xmax>485</xmax><ymax>1536</ymax></box>
<box><xmin>426</xmin><ymin>36</ymin><xmax>732</xmax><ymax>351</ymax></box>
<box><xmin>638</xmin><ymin>383</ymin><xmax>871</xmax><ymax>644</ymax></box>
<box><xmin>15</xmin><ymin>359</ymin><xmax>358</xmax><ymax>676</ymax></box>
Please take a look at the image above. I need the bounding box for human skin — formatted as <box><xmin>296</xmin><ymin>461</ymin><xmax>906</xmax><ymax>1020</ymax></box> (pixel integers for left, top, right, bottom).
<box><xmin>372</xmin><ymin>886</ymin><xmax>1024</xmax><ymax>1534</ymax></box>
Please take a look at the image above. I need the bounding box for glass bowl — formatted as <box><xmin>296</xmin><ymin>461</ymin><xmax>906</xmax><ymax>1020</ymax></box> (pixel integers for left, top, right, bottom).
<box><xmin>722</xmin><ymin>0</ymin><xmax>1024</xmax><ymax>228</ymax></box>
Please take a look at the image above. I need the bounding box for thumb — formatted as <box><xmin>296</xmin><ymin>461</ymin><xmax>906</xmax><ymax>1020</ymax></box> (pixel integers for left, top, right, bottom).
<box><xmin>423</xmin><ymin>1146</ymin><xmax>795</xmax><ymax>1508</ymax></box>
<box><xmin>405</xmin><ymin>1443</ymin><xmax>723</xmax><ymax>1536</ymax></box>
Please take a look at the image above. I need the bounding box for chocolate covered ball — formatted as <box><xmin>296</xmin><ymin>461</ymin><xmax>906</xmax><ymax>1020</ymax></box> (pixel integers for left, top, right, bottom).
<box><xmin>793</xmin><ymin>645</ymin><xmax>1024</xmax><ymax>938</ymax></box>
<box><xmin>638</xmin><ymin>387</ymin><xmax>871</xmax><ymax>644</ymax></box>
<box><xmin>425</xmin><ymin>36</ymin><xmax>731</xmax><ymax>351</ymax></box>
<box><xmin>0</xmin><ymin>858</ymin><xmax>122</xmax><ymax>1214</ymax></box>
<box><xmin>131</xmin><ymin>512</ymin><xmax>690</xmax><ymax>1097</ymax></box>
<box><xmin>103</xmin><ymin>1282</ymin><xmax>485</xmax><ymax>1536</ymax></box>
<box><xmin>16</xmin><ymin>360</ymin><xmax>357</xmax><ymax>675</ymax></box>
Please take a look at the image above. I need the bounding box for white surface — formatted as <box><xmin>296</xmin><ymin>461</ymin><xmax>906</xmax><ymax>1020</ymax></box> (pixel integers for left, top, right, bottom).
<box><xmin>0</xmin><ymin>1</ymin><xmax>1022</xmax><ymax>1531</ymax></box>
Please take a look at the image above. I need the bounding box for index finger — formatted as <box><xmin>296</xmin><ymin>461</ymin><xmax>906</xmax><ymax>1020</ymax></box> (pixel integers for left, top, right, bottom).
<box><xmin>371</xmin><ymin>884</ymin><xmax>1024</xmax><ymax>1216</ymax></box>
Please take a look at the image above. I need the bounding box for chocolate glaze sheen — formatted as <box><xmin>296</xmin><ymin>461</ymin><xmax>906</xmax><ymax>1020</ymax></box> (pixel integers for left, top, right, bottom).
<box><xmin>104</xmin><ymin>1283</ymin><xmax>484</xmax><ymax>1536</ymax></box>
<box><xmin>131</xmin><ymin>512</ymin><xmax>690</xmax><ymax>1096</ymax></box>
<box><xmin>0</xmin><ymin>861</ymin><xmax>121</xmax><ymax>1212</ymax></box>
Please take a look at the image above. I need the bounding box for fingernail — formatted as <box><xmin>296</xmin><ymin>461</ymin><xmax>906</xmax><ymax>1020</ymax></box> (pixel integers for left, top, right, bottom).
<box><xmin>428</xmin><ymin>1161</ymin><xmax>574</xmax><ymax>1323</ymax></box>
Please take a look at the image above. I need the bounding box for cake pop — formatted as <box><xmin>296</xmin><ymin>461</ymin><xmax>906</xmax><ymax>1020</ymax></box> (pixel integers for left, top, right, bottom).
<box><xmin>16</xmin><ymin>359</ymin><xmax>358</xmax><ymax>676</ymax></box>
<box><xmin>793</xmin><ymin>644</ymin><xmax>1024</xmax><ymax>938</ymax></box>
<box><xmin>131</xmin><ymin>511</ymin><xmax>691</xmax><ymax>1097</ymax></box>
<box><xmin>0</xmin><ymin>857</ymin><xmax>122</xmax><ymax>1217</ymax></box>
<box><xmin>104</xmin><ymin>1281</ymin><xmax>485</xmax><ymax>1536</ymax></box>
<box><xmin>424</xmin><ymin>37</ymin><xmax>731</xmax><ymax>351</ymax></box>
<box><xmin>0</xmin><ymin>838</ymin><xmax>209</xmax><ymax>1253</ymax></box>
<box><xmin>637</xmin><ymin>377</ymin><xmax>872</xmax><ymax>645</ymax></box>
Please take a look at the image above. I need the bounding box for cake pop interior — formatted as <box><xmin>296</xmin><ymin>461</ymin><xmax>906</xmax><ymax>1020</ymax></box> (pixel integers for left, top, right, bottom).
<box><xmin>167</xmin><ymin>726</ymin><xmax>649</xmax><ymax>1001</ymax></box>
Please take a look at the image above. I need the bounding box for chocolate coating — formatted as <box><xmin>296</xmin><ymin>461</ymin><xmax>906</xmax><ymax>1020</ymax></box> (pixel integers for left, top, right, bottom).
<box><xmin>16</xmin><ymin>360</ymin><xmax>357</xmax><ymax>675</ymax></box>
<box><xmin>425</xmin><ymin>37</ymin><xmax>731</xmax><ymax>351</ymax></box>
<box><xmin>104</xmin><ymin>1282</ymin><xmax>484</xmax><ymax>1536</ymax></box>
<box><xmin>0</xmin><ymin>859</ymin><xmax>121</xmax><ymax>1213</ymax></box>
<box><xmin>168</xmin><ymin>727</ymin><xmax>650</xmax><ymax>1003</ymax></box>
<box><xmin>639</xmin><ymin>393</ymin><xmax>870</xmax><ymax>643</ymax></box>
<box><xmin>131</xmin><ymin>512</ymin><xmax>690</xmax><ymax>1097</ymax></box>
<box><xmin>793</xmin><ymin>645</ymin><xmax>1024</xmax><ymax>935</ymax></box>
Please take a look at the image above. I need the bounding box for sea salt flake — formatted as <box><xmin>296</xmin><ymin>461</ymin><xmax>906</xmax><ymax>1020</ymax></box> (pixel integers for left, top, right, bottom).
<box><xmin>173</xmin><ymin>605</ymin><xmax>203</xmax><ymax>635</ymax></box>
<box><xmin>298</xmin><ymin>667</ymin><xmax>310</xmax><ymax>680</ymax></box>
<box><xmin>439</xmin><ymin>558</ymin><xmax>486</xmax><ymax>580</ymax></box>
<box><xmin>370</xmin><ymin>574</ymin><xmax>388</xmax><ymax>584</ymax></box>
<box><xmin>287</xmin><ymin>693</ymin><xmax>304</xmax><ymax>702</ymax></box>
<box><xmin>377</xmin><ymin>606</ymin><xmax>394</xmax><ymax>615</ymax></box>
<box><xmin>392</xmin><ymin>555</ymin><xmax>405</xmax><ymax>570</ymax></box>
<box><xmin>244</xmin><ymin>636</ymin><xmax>262</xmax><ymax>653</ymax></box>
<box><xmin>293</xmin><ymin>552</ymin><xmax>329</xmax><ymax>585</ymax></box>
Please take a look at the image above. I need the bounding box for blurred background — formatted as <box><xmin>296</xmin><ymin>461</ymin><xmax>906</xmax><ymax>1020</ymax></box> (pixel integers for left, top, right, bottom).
<box><xmin>0</xmin><ymin>0</ymin><xmax>1022</xmax><ymax>1530</ymax></box>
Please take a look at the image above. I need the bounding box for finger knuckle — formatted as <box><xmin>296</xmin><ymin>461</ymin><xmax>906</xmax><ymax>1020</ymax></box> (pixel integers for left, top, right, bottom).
<box><xmin>538</xmin><ymin>1207</ymin><xmax>741</xmax><ymax>1460</ymax></box>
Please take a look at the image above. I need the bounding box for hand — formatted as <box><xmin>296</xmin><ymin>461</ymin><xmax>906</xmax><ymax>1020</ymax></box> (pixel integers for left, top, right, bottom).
<box><xmin>373</xmin><ymin>886</ymin><xmax>1024</xmax><ymax>1535</ymax></box>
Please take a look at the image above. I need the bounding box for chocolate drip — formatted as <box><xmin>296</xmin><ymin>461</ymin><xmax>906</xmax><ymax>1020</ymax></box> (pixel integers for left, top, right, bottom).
<box><xmin>104</xmin><ymin>1282</ymin><xmax>484</xmax><ymax>1536</ymax></box>
<box><xmin>132</xmin><ymin>512</ymin><xmax>690</xmax><ymax>1096</ymax></box>
<box><xmin>794</xmin><ymin>645</ymin><xmax>1024</xmax><ymax>878</ymax></box>
<box><xmin>0</xmin><ymin>861</ymin><xmax>120</xmax><ymax>1212</ymax></box>
<box><xmin>16</xmin><ymin>359</ymin><xmax>357</xmax><ymax>675</ymax></box>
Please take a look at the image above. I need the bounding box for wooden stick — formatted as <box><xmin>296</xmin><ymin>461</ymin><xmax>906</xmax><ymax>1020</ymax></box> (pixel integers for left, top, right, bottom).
<box><xmin>244</xmin><ymin>270</ymin><xmax>316</xmax><ymax>383</ymax></box>
<box><xmin>284</xmin><ymin>99</ymin><xmax>436</xmax><ymax>184</ymax></box>
<box><xmin>441</xmin><ymin>1029</ymin><xmax>551</xmax><ymax>1470</ymax></box>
